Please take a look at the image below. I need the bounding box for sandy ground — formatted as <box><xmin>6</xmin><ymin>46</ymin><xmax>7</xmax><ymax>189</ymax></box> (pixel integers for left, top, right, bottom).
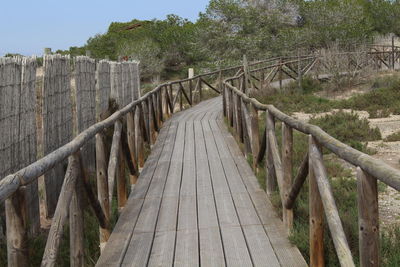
<box><xmin>293</xmin><ymin>109</ymin><xmax>400</xmax><ymax>228</ymax></box>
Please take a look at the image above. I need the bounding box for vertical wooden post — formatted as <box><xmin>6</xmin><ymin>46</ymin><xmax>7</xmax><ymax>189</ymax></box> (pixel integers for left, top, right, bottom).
<box><xmin>250</xmin><ymin>103</ymin><xmax>260</xmax><ymax>169</ymax></box>
<box><xmin>282</xmin><ymin>123</ymin><xmax>294</xmax><ymax>233</ymax></box>
<box><xmin>392</xmin><ymin>36</ymin><xmax>395</xmax><ymax>70</ymax></box>
<box><xmin>228</xmin><ymin>88</ymin><xmax>234</xmax><ymax>127</ymax></box>
<box><xmin>237</xmin><ymin>95</ymin><xmax>243</xmax><ymax>143</ymax></box>
<box><xmin>222</xmin><ymin>84</ymin><xmax>227</xmax><ymax>117</ymax></box>
<box><xmin>279</xmin><ymin>58</ymin><xmax>283</xmax><ymax>90</ymax></box>
<box><xmin>266</xmin><ymin>111</ymin><xmax>277</xmax><ymax>195</ymax></box>
<box><xmin>135</xmin><ymin>106</ymin><xmax>145</xmax><ymax>168</ymax></box>
<box><xmin>169</xmin><ymin>84</ymin><xmax>174</xmax><ymax>113</ymax></box>
<box><xmin>117</xmin><ymin>141</ymin><xmax>127</xmax><ymax>211</ymax></box>
<box><xmin>199</xmin><ymin>79</ymin><xmax>203</xmax><ymax>102</ymax></box>
<box><xmin>127</xmin><ymin>110</ymin><xmax>138</xmax><ymax>185</ymax></box>
<box><xmin>96</xmin><ymin>133</ymin><xmax>110</xmax><ymax>252</ymax></box>
<box><xmin>309</xmin><ymin>136</ymin><xmax>324</xmax><ymax>267</ymax></box>
<box><xmin>189</xmin><ymin>79</ymin><xmax>193</xmax><ymax>105</ymax></box>
<box><xmin>70</xmin><ymin>176</ymin><xmax>84</xmax><ymax>267</ymax></box>
<box><xmin>357</xmin><ymin>167</ymin><xmax>379</xmax><ymax>267</ymax></box>
<box><xmin>179</xmin><ymin>88</ymin><xmax>183</xmax><ymax>111</ymax></box>
<box><xmin>148</xmin><ymin>97</ymin><xmax>156</xmax><ymax>145</ymax></box>
<box><xmin>157</xmin><ymin>90</ymin><xmax>163</xmax><ymax>124</ymax></box>
<box><xmin>6</xmin><ymin>187</ymin><xmax>29</xmax><ymax>266</ymax></box>
<box><xmin>143</xmin><ymin>101</ymin><xmax>151</xmax><ymax>145</ymax></box>
<box><xmin>163</xmin><ymin>86</ymin><xmax>170</xmax><ymax>118</ymax></box>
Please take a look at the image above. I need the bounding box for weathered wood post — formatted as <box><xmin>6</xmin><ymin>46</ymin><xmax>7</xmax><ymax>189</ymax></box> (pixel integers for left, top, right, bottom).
<box><xmin>357</xmin><ymin>167</ymin><xmax>379</xmax><ymax>267</ymax></box>
<box><xmin>309</xmin><ymin>136</ymin><xmax>324</xmax><ymax>267</ymax></box>
<box><xmin>127</xmin><ymin>110</ymin><xmax>138</xmax><ymax>185</ymax></box>
<box><xmin>96</xmin><ymin>133</ymin><xmax>110</xmax><ymax>252</ymax></box>
<box><xmin>237</xmin><ymin>96</ymin><xmax>243</xmax><ymax>143</ymax></box>
<box><xmin>266</xmin><ymin>111</ymin><xmax>277</xmax><ymax>195</ymax></box>
<box><xmin>5</xmin><ymin>188</ymin><xmax>29</xmax><ymax>266</ymax></box>
<box><xmin>70</xmin><ymin>175</ymin><xmax>84</xmax><ymax>267</ymax></box>
<box><xmin>250</xmin><ymin>104</ymin><xmax>260</xmax><ymax>169</ymax></box>
<box><xmin>135</xmin><ymin>106</ymin><xmax>145</xmax><ymax>168</ymax></box>
<box><xmin>279</xmin><ymin>57</ymin><xmax>283</xmax><ymax>90</ymax></box>
<box><xmin>392</xmin><ymin>36</ymin><xmax>395</xmax><ymax>70</ymax></box>
<box><xmin>117</xmin><ymin>141</ymin><xmax>127</xmax><ymax>210</ymax></box>
<box><xmin>188</xmin><ymin>68</ymin><xmax>194</xmax><ymax>106</ymax></box>
<box><xmin>282</xmin><ymin>123</ymin><xmax>293</xmax><ymax>232</ymax></box>
<box><xmin>42</xmin><ymin>154</ymin><xmax>80</xmax><ymax>267</ymax></box>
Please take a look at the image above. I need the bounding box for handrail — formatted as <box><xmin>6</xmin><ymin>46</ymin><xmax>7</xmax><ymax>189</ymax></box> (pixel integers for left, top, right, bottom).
<box><xmin>222</xmin><ymin>48</ymin><xmax>400</xmax><ymax>266</ymax></box>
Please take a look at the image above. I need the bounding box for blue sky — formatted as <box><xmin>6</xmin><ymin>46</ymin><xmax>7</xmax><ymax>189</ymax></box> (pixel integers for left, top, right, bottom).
<box><xmin>0</xmin><ymin>0</ymin><xmax>209</xmax><ymax>56</ymax></box>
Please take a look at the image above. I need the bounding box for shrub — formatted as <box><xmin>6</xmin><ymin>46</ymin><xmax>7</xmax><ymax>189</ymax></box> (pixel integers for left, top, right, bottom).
<box><xmin>384</xmin><ymin>131</ymin><xmax>400</xmax><ymax>142</ymax></box>
<box><xmin>309</xmin><ymin>111</ymin><xmax>381</xmax><ymax>153</ymax></box>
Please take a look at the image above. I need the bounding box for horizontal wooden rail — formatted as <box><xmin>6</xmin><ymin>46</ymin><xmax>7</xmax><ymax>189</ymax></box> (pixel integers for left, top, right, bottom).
<box><xmin>222</xmin><ymin>48</ymin><xmax>400</xmax><ymax>266</ymax></box>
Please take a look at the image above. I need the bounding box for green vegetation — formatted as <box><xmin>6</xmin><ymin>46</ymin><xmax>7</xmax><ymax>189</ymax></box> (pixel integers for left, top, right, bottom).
<box><xmin>310</xmin><ymin>111</ymin><xmax>381</xmax><ymax>153</ymax></box>
<box><xmin>50</xmin><ymin>0</ymin><xmax>400</xmax><ymax>81</ymax></box>
<box><xmin>336</xmin><ymin>75</ymin><xmax>400</xmax><ymax>118</ymax></box>
<box><xmin>384</xmin><ymin>131</ymin><xmax>400</xmax><ymax>142</ymax></box>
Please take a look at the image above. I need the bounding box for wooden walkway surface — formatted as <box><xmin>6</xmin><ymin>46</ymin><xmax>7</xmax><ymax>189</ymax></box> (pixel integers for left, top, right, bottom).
<box><xmin>96</xmin><ymin>97</ymin><xmax>307</xmax><ymax>267</ymax></box>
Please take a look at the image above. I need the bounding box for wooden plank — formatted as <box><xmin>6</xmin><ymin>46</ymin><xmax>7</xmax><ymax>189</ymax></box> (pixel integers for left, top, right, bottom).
<box><xmin>215</xmin><ymin>117</ymin><xmax>307</xmax><ymax>266</ymax></box>
<box><xmin>220</xmin><ymin>226</ymin><xmax>253</xmax><ymax>266</ymax></box>
<box><xmin>231</xmin><ymin>192</ymin><xmax>260</xmax><ymax>226</ymax></box>
<box><xmin>180</xmin><ymin>121</ymin><xmax>196</xmax><ymax>196</ymax></box>
<box><xmin>209</xmin><ymin>120</ymin><xmax>248</xmax><ymax>194</ymax></box>
<box><xmin>202</xmin><ymin>120</ymin><xmax>230</xmax><ymax>195</ymax></box>
<box><xmin>121</xmin><ymin>232</ymin><xmax>154</xmax><ymax>266</ymax></box>
<box><xmin>174</xmin><ymin>230</ymin><xmax>199</xmax><ymax>267</ymax></box>
<box><xmin>163</xmin><ymin>122</ymin><xmax>185</xmax><ymax>197</ymax></box>
<box><xmin>97</xmin><ymin>124</ymin><xmax>172</xmax><ymax>266</ymax></box>
<box><xmin>251</xmin><ymin>192</ymin><xmax>308</xmax><ymax>267</ymax></box>
<box><xmin>148</xmin><ymin>231</ymin><xmax>176</xmax><ymax>267</ymax></box>
<box><xmin>214</xmin><ymin>194</ymin><xmax>239</xmax><ymax>227</ymax></box>
<box><xmin>178</xmin><ymin>196</ymin><xmax>197</xmax><ymax>231</ymax></box>
<box><xmin>194</xmin><ymin>121</ymin><xmax>214</xmax><ymax>196</ymax></box>
<box><xmin>199</xmin><ymin>228</ymin><xmax>226</xmax><ymax>266</ymax></box>
<box><xmin>155</xmin><ymin>196</ymin><xmax>179</xmax><ymax>232</ymax></box>
<box><xmin>242</xmin><ymin>225</ymin><xmax>280</xmax><ymax>267</ymax></box>
<box><xmin>133</xmin><ymin>197</ymin><xmax>162</xmax><ymax>233</ymax></box>
<box><xmin>198</xmin><ymin>194</ymin><xmax>219</xmax><ymax>229</ymax></box>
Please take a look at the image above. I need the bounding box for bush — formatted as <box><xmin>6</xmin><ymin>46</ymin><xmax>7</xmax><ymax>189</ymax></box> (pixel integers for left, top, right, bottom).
<box><xmin>309</xmin><ymin>111</ymin><xmax>381</xmax><ymax>153</ymax></box>
<box><xmin>384</xmin><ymin>131</ymin><xmax>400</xmax><ymax>142</ymax></box>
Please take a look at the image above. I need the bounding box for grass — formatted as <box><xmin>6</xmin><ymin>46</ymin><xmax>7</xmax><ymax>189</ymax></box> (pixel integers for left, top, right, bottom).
<box><xmin>384</xmin><ymin>131</ymin><xmax>400</xmax><ymax>142</ymax></box>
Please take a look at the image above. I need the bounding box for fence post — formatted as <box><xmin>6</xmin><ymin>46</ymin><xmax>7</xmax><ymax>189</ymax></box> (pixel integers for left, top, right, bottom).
<box><xmin>70</xmin><ymin>175</ymin><xmax>84</xmax><ymax>266</ymax></box>
<box><xmin>309</xmin><ymin>136</ymin><xmax>324</xmax><ymax>267</ymax></box>
<box><xmin>282</xmin><ymin>123</ymin><xmax>293</xmax><ymax>233</ymax></box>
<box><xmin>357</xmin><ymin>167</ymin><xmax>379</xmax><ymax>267</ymax></box>
<box><xmin>96</xmin><ymin>133</ymin><xmax>110</xmax><ymax>252</ymax></box>
<box><xmin>135</xmin><ymin>106</ymin><xmax>145</xmax><ymax>168</ymax></box>
<box><xmin>266</xmin><ymin>111</ymin><xmax>277</xmax><ymax>195</ymax></box>
<box><xmin>5</xmin><ymin>188</ymin><xmax>29</xmax><ymax>266</ymax></box>
<box><xmin>127</xmin><ymin>110</ymin><xmax>138</xmax><ymax>185</ymax></box>
<box><xmin>250</xmin><ymin>103</ymin><xmax>260</xmax><ymax>169</ymax></box>
<box><xmin>279</xmin><ymin>57</ymin><xmax>283</xmax><ymax>90</ymax></box>
<box><xmin>392</xmin><ymin>36</ymin><xmax>395</xmax><ymax>70</ymax></box>
<box><xmin>117</xmin><ymin>141</ymin><xmax>127</xmax><ymax>211</ymax></box>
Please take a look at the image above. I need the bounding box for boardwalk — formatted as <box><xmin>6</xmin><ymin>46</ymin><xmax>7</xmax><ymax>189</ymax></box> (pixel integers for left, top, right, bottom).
<box><xmin>96</xmin><ymin>97</ymin><xmax>307</xmax><ymax>267</ymax></box>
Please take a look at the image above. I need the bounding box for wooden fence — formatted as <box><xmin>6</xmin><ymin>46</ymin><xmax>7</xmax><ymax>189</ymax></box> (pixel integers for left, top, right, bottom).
<box><xmin>0</xmin><ymin>55</ymin><xmax>274</xmax><ymax>266</ymax></box>
<box><xmin>222</xmin><ymin>46</ymin><xmax>400</xmax><ymax>267</ymax></box>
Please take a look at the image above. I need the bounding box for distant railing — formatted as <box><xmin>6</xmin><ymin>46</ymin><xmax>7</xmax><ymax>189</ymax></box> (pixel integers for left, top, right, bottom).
<box><xmin>222</xmin><ymin>45</ymin><xmax>400</xmax><ymax>267</ymax></box>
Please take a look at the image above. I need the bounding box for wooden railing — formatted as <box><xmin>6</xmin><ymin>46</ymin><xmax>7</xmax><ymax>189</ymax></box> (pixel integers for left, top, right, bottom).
<box><xmin>0</xmin><ymin>57</ymin><xmax>277</xmax><ymax>266</ymax></box>
<box><xmin>222</xmin><ymin>50</ymin><xmax>400</xmax><ymax>266</ymax></box>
